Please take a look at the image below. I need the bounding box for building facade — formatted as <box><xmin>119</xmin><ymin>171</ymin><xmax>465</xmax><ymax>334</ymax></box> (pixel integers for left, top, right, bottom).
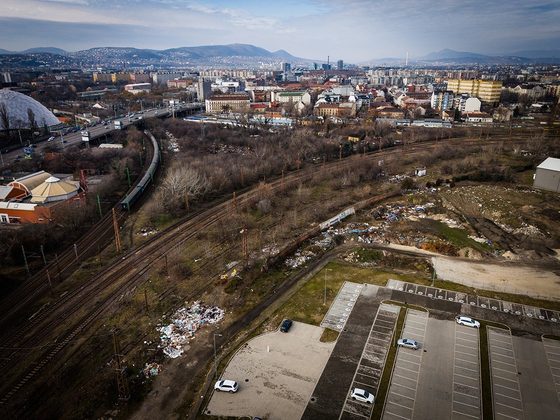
<box><xmin>446</xmin><ymin>79</ymin><xmax>502</xmax><ymax>104</ymax></box>
<box><xmin>205</xmin><ymin>94</ymin><xmax>251</xmax><ymax>113</ymax></box>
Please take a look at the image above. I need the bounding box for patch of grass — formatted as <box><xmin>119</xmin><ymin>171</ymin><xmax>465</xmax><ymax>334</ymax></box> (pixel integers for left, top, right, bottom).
<box><xmin>432</xmin><ymin>220</ymin><xmax>494</xmax><ymax>253</ymax></box>
<box><xmin>320</xmin><ymin>328</ymin><xmax>340</xmax><ymax>343</ymax></box>
<box><xmin>543</xmin><ymin>334</ymin><xmax>560</xmax><ymax>341</ymax></box>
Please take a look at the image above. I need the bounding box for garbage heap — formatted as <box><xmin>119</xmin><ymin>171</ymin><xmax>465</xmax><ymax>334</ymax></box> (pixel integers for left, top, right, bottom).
<box><xmin>157</xmin><ymin>301</ymin><xmax>225</xmax><ymax>358</ymax></box>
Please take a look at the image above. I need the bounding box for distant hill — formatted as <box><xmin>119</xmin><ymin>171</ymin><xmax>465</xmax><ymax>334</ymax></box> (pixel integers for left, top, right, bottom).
<box><xmin>509</xmin><ymin>49</ymin><xmax>560</xmax><ymax>59</ymax></box>
<box><xmin>21</xmin><ymin>47</ymin><xmax>67</xmax><ymax>54</ymax></box>
<box><xmin>418</xmin><ymin>49</ymin><xmax>488</xmax><ymax>61</ymax></box>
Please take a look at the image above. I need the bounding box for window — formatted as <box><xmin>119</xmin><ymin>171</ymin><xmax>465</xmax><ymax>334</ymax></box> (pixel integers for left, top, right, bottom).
<box><xmin>1</xmin><ymin>215</ymin><xmax>8</xmax><ymax>223</ymax></box>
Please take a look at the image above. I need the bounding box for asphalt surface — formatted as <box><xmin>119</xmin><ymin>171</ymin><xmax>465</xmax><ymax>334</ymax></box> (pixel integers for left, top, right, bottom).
<box><xmin>301</xmin><ymin>285</ymin><xmax>392</xmax><ymax>420</ymax></box>
<box><xmin>513</xmin><ymin>335</ymin><xmax>560</xmax><ymax>420</ymax></box>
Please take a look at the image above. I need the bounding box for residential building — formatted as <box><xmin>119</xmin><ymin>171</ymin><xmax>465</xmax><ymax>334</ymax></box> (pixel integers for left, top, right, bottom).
<box><xmin>205</xmin><ymin>94</ymin><xmax>250</xmax><ymax>113</ymax></box>
<box><xmin>152</xmin><ymin>71</ymin><xmax>181</xmax><ymax>85</ymax></box>
<box><xmin>463</xmin><ymin>112</ymin><xmax>493</xmax><ymax>124</ymax></box>
<box><xmin>111</xmin><ymin>73</ymin><xmax>130</xmax><ymax>83</ymax></box>
<box><xmin>446</xmin><ymin>79</ymin><xmax>502</xmax><ymax>104</ymax></box>
<box><xmin>197</xmin><ymin>79</ymin><xmax>213</xmax><ymax>101</ymax></box>
<box><xmin>431</xmin><ymin>90</ymin><xmax>454</xmax><ymax>110</ymax></box>
<box><xmin>273</xmin><ymin>91</ymin><xmax>312</xmax><ymax>106</ymax></box>
<box><xmin>456</xmin><ymin>95</ymin><xmax>481</xmax><ymax>113</ymax></box>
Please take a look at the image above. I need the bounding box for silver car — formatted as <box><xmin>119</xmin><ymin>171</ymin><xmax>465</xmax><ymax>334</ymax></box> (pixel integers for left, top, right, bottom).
<box><xmin>397</xmin><ymin>338</ymin><xmax>419</xmax><ymax>350</ymax></box>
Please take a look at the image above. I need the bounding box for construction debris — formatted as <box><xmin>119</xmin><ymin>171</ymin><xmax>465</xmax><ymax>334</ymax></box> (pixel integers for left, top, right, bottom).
<box><xmin>140</xmin><ymin>362</ymin><xmax>162</xmax><ymax>378</ymax></box>
<box><xmin>157</xmin><ymin>301</ymin><xmax>225</xmax><ymax>358</ymax></box>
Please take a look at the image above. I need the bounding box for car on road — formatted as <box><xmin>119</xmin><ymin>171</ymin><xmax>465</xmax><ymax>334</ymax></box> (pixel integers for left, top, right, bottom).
<box><xmin>456</xmin><ymin>316</ymin><xmax>480</xmax><ymax>328</ymax></box>
<box><xmin>48</xmin><ymin>136</ymin><xmax>55</xmax><ymax>142</ymax></box>
<box><xmin>61</xmin><ymin>140</ymin><xmax>67</xmax><ymax>144</ymax></box>
<box><xmin>214</xmin><ymin>379</ymin><xmax>238</xmax><ymax>393</ymax></box>
<box><xmin>397</xmin><ymin>338</ymin><xmax>419</xmax><ymax>350</ymax></box>
<box><xmin>280</xmin><ymin>319</ymin><xmax>293</xmax><ymax>332</ymax></box>
<box><xmin>351</xmin><ymin>388</ymin><xmax>374</xmax><ymax>404</ymax></box>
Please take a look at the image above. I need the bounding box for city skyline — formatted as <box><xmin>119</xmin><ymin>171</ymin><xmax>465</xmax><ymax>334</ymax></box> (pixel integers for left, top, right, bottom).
<box><xmin>1</xmin><ymin>0</ymin><xmax>560</xmax><ymax>63</ymax></box>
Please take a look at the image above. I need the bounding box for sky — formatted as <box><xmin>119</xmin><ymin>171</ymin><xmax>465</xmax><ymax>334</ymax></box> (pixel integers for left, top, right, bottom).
<box><xmin>1</xmin><ymin>0</ymin><xmax>560</xmax><ymax>63</ymax></box>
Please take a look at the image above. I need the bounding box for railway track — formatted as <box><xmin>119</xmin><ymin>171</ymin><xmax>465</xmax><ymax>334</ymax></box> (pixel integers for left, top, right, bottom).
<box><xmin>0</xmin><ymin>134</ymin><xmax>532</xmax><ymax>415</ymax></box>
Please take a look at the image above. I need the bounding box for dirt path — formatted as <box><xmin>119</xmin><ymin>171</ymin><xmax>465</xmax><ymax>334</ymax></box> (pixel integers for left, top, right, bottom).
<box><xmin>371</xmin><ymin>243</ymin><xmax>560</xmax><ymax>301</ymax></box>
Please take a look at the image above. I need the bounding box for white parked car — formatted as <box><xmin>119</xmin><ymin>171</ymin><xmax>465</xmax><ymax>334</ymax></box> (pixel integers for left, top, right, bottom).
<box><xmin>351</xmin><ymin>388</ymin><xmax>375</xmax><ymax>404</ymax></box>
<box><xmin>47</xmin><ymin>136</ymin><xmax>55</xmax><ymax>142</ymax></box>
<box><xmin>456</xmin><ymin>316</ymin><xmax>480</xmax><ymax>328</ymax></box>
<box><xmin>397</xmin><ymin>338</ymin><xmax>419</xmax><ymax>350</ymax></box>
<box><xmin>214</xmin><ymin>379</ymin><xmax>238</xmax><ymax>393</ymax></box>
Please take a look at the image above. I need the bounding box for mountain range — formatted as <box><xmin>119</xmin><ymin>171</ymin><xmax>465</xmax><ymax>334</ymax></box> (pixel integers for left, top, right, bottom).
<box><xmin>367</xmin><ymin>49</ymin><xmax>560</xmax><ymax>65</ymax></box>
<box><xmin>0</xmin><ymin>45</ymin><xmax>559</xmax><ymax>68</ymax></box>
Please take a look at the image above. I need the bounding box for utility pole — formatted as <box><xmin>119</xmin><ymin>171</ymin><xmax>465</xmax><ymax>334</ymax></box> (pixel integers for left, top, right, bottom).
<box><xmin>241</xmin><ymin>226</ymin><xmax>248</xmax><ymax>264</ymax></box>
<box><xmin>46</xmin><ymin>269</ymin><xmax>54</xmax><ymax>297</ymax></box>
<box><xmin>185</xmin><ymin>192</ymin><xmax>189</xmax><ymax>212</ymax></box>
<box><xmin>214</xmin><ymin>333</ymin><xmax>222</xmax><ymax>378</ymax></box>
<box><xmin>281</xmin><ymin>170</ymin><xmax>285</xmax><ymax>193</ymax></box>
<box><xmin>297</xmin><ymin>152</ymin><xmax>300</xmax><ymax>171</ymax></box>
<box><xmin>112</xmin><ymin>327</ymin><xmax>130</xmax><ymax>401</ymax></box>
<box><xmin>22</xmin><ymin>246</ymin><xmax>30</xmax><ymax>277</ymax></box>
<box><xmin>233</xmin><ymin>191</ymin><xmax>237</xmax><ymax>213</ymax></box>
<box><xmin>113</xmin><ymin>208</ymin><xmax>122</xmax><ymax>252</ymax></box>
<box><xmin>240</xmin><ymin>164</ymin><xmax>244</xmax><ymax>187</ymax></box>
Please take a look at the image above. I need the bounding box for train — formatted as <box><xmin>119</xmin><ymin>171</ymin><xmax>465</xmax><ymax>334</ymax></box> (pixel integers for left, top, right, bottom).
<box><xmin>120</xmin><ymin>130</ymin><xmax>160</xmax><ymax>211</ymax></box>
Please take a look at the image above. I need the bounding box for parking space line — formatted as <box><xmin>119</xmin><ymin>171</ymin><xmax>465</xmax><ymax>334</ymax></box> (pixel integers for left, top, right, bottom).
<box><xmin>383</xmin><ymin>410</ymin><xmax>410</xmax><ymax>419</ymax></box>
<box><xmin>390</xmin><ymin>391</ymin><xmax>415</xmax><ymax>400</ymax></box>
<box><xmin>453</xmin><ymin>400</ymin><xmax>479</xmax><ymax>409</ymax></box>
<box><xmin>494</xmin><ymin>383</ymin><xmax>521</xmax><ymax>392</ymax></box>
<box><xmin>495</xmin><ymin>401</ymin><xmax>523</xmax><ymax>411</ymax></box>
<box><xmin>455</xmin><ymin>349</ymin><xmax>477</xmax><ymax>356</ymax></box>
<box><xmin>390</xmin><ymin>382</ymin><xmax>417</xmax><ymax>391</ymax></box>
<box><xmin>452</xmin><ymin>410</ymin><xmax>479</xmax><ymax>418</ymax></box>
<box><xmin>385</xmin><ymin>400</ymin><xmax>413</xmax><ymax>411</ymax></box>
<box><xmin>494</xmin><ymin>392</ymin><xmax>521</xmax><ymax>402</ymax></box>
<box><xmin>455</xmin><ymin>358</ymin><xmax>477</xmax><ymax>364</ymax></box>
<box><xmin>342</xmin><ymin>408</ymin><xmax>369</xmax><ymax>419</ymax></box>
<box><xmin>453</xmin><ymin>372</ymin><xmax>478</xmax><ymax>381</ymax></box>
<box><xmin>453</xmin><ymin>381</ymin><xmax>478</xmax><ymax>389</ymax></box>
<box><xmin>453</xmin><ymin>391</ymin><xmax>478</xmax><ymax>399</ymax></box>
<box><xmin>394</xmin><ymin>366</ymin><xmax>420</xmax><ymax>374</ymax></box>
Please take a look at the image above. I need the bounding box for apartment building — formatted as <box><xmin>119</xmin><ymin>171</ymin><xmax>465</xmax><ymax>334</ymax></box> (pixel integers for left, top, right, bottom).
<box><xmin>446</xmin><ymin>79</ymin><xmax>502</xmax><ymax>104</ymax></box>
<box><xmin>205</xmin><ymin>94</ymin><xmax>250</xmax><ymax>113</ymax></box>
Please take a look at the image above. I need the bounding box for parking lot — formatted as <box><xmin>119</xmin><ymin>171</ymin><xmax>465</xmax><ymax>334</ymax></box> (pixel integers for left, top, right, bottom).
<box><xmin>207</xmin><ymin>280</ymin><xmax>560</xmax><ymax>420</ymax></box>
<box><xmin>205</xmin><ymin>322</ymin><xmax>334</xmax><ymax>419</ymax></box>
<box><xmin>387</xmin><ymin>279</ymin><xmax>560</xmax><ymax>323</ymax></box>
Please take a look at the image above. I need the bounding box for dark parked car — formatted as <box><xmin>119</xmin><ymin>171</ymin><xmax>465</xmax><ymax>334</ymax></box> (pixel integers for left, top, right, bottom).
<box><xmin>280</xmin><ymin>319</ymin><xmax>293</xmax><ymax>332</ymax></box>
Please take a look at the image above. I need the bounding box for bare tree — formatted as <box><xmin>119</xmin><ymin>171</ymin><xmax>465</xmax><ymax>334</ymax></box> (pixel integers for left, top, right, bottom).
<box><xmin>27</xmin><ymin>108</ymin><xmax>37</xmax><ymax>135</ymax></box>
<box><xmin>0</xmin><ymin>103</ymin><xmax>10</xmax><ymax>131</ymax></box>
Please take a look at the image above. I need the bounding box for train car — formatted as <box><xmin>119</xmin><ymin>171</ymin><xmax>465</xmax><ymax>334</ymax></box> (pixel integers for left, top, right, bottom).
<box><xmin>120</xmin><ymin>130</ymin><xmax>160</xmax><ymax>211</ymax></box>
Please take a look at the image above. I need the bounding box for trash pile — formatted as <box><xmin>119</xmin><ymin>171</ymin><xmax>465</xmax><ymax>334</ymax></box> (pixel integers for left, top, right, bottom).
<box><xmin>157</xmin><ymin>302</ymin><xmax>225</xmax><ymax>358</ymax></box>
<box><xmin>285</xmin><ymin>249</ymin><xmax>316</xmax><ymax>269</ymax></box>
<box><xmin>166</xmin><ymin>131</ymin><xmax>180</xmax><ymax>153</ymax></box>
<box><xmin>136</xmin><ymin>228</ymin><xmax>159</xmax><ymax>237</ymax></box>
<box><xmin>140</xmin><ymin>362</ymin><xmax>162</xmax><ymax>378</ymax></box>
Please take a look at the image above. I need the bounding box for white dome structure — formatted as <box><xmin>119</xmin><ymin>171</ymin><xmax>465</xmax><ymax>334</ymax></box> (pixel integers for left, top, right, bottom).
<box><xmin>30</xmin><ymin>175</ymin><xmax>80</xmax><ymax>203</ymax></box>
<box><xmin>0</xmin><ymin>88</ymin><xmax>61</xmax><ymax>131</ymax></box>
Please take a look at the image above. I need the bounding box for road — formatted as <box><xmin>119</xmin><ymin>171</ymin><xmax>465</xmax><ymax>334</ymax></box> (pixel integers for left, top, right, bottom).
<box><xmin>0</xmin><ymin>107</ymin><xmax>171</xmax><ymax>167</ymax></box>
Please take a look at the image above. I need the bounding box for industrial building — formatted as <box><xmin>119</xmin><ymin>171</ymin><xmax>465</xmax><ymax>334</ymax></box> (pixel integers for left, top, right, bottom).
<box><xmin>533</xmin><ymin>157</ymin><xmax>560</xmax><ymax>192</ymax></box>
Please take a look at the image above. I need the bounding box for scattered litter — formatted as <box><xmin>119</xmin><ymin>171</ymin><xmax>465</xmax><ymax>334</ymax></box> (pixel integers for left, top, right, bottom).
<box><xmin>157</xmin><ymin>301</ymin><xmax>225</xmax><ymax>358</ymax></box>
<box><xmin>140</xmin><ymin>362</ymin><xmax>162</xmax><ymax>378</ymax></box>
<box><xmin>136</xmin><ymin>228</ymin><xmax>159</xmax><ymax>237</ymax></box>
